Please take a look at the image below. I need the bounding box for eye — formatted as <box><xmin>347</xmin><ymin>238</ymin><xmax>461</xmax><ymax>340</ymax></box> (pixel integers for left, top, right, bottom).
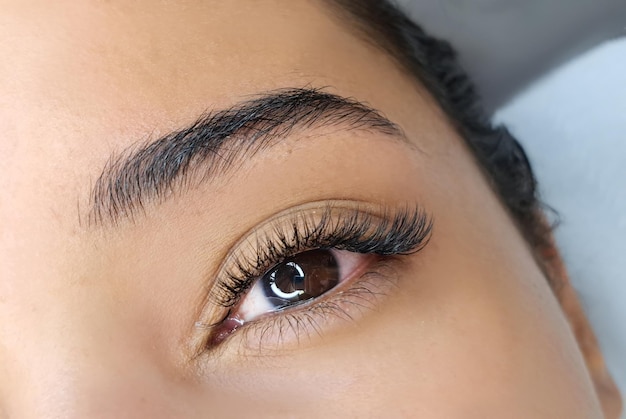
<box><xmin>198</xmin><ymin>202</ymin><xmax>433</xmax><ymax>351</ymax></box>
<box><xmin>209</xmin><ymin>249</ymin><xmax>372</xmax><ymax>345</ymax></box>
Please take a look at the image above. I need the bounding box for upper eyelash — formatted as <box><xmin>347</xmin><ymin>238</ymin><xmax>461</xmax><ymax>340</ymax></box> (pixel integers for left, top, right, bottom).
<box><xmin>212</xmin><ymin>204</ymin><xmax>433</xmax><ymax>309</ymax></box>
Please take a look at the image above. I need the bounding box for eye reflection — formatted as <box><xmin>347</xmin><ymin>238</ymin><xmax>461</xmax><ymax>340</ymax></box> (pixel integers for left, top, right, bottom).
<box><xmin>263</xmin><ymin>250</ymin><xmax>340</xmax><ymax>309</ymax></box>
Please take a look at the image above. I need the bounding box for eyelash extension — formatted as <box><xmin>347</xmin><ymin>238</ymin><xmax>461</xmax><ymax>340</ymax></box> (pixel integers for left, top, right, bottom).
<box><xmin>212</xmin><ymin>204</ymin><xmax>433</xmax><ymax>310</ymax></box>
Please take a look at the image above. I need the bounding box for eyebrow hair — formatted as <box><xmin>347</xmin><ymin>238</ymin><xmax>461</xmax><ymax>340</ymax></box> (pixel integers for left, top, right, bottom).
<box><xmin>89</xmin><ymin>88</ymin><xmax>404</xmax><ymax>226</ymax></box>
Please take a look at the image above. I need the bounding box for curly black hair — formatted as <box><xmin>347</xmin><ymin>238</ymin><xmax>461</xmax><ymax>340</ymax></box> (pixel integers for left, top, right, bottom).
<box><xmin>325</xmin><ymin>0</ymin><xmax>546</xmax><ymax>252</ymax></box>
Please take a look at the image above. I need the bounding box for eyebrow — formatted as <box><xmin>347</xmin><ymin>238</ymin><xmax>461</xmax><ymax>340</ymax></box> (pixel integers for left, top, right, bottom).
<box><xmin>89</xmin><ymin>88</ymin><xmax>405</xmax><ymax>226</ymax></box>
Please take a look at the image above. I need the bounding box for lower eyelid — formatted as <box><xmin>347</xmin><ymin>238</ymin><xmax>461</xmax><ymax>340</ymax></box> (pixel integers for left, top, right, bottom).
<box><xmin>209</xmin><ymin>257</ymin><xmax>403</xmax><ymax>356</ymax></box>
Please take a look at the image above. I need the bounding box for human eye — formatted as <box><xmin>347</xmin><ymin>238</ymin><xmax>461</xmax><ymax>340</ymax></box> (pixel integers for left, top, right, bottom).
<box><xmin>195</xmin><ymin>201</ymin><xmax>433</xmax><ymax>354</ymax></box>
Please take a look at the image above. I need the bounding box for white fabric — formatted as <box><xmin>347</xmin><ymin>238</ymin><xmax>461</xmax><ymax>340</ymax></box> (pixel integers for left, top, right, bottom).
<box><xmin>495</xmin><ymin>38</ymin><xmax>626</xmax><ymax>407</ymax></box>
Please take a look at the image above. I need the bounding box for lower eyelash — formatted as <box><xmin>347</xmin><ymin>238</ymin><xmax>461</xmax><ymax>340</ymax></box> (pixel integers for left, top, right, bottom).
<box><xmin>207</xmin><ymin>258</ymin><xmax>402</xmax><ymax>356</ymax></box>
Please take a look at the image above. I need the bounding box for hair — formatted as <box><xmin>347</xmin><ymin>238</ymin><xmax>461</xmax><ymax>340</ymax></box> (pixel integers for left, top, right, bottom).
<box><xmin>324</xmin><ymin>0</ymin><xmax>548</xmax><ymax>253</ymax></box>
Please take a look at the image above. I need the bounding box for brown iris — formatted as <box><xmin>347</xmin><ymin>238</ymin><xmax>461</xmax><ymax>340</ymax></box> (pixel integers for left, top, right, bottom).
<box><xmin>262</xmin><ymin>249</ymin><xmax>340</xmax><ymax>309</ymax></box>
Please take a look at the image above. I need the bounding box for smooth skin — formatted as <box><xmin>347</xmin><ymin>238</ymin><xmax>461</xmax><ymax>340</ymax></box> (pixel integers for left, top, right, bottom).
<box><xmin>0</xmin><ymin>1</ymin><xmax>610</xmax><ymax>417</ymax></box>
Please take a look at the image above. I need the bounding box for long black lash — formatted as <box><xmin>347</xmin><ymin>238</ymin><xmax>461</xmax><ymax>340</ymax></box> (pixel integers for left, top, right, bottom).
<box><xmin>213</xmin><ymin>205</ymin><xmax>433</xmax><ymax>308</ymax></box>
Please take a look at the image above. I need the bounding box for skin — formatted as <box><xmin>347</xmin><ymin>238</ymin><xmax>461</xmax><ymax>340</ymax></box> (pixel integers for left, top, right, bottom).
<box><xmin>0</xmin><ymin>1</ymin><xmax>615</xmax><ymax>417</ymax></box>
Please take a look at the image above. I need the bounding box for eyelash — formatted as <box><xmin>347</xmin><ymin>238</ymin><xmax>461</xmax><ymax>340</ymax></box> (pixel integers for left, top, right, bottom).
<box><xmin>200</xmin><ymin>203</ymin><xmax>433</xmax><ymax>351</ymax></box>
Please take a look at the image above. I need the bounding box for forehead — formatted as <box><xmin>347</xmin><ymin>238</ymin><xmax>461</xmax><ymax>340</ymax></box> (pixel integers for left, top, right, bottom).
<box><xmin>0</xmin><ymin>1</ymin><xmax>402</xmax><ymax>122</ymax></box>
<box><xmin>0</xmin><ymin>1</ymin><xmax>419</xmax><ymax>177</ymax></box>
<box><xmin>0</xmin><ymin>0</ymin><xmax>436</xmax><ymax>227</ymax></box>
<box><xmin>1</xmin><ymin>1</ymin><xmax>359</xmax><ymax>129</ymax></box>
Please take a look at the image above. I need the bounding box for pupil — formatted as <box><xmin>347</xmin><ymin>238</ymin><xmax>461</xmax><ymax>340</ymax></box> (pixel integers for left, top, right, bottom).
<box><xmin>262</xmin><ymin>249</ymin><xmax>339</xmax><ymax>308</ymax></box>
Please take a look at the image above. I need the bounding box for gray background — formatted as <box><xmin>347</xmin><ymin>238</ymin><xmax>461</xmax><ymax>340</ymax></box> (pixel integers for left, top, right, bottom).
<box><xmin>398</xmin><ymin>0</ymin><xmax>626</xmax><ymax>110</ymax></box>
<box><xmin>398</xmin><ymin>0</ymin><xmax>626</xmax><ymax>412</ymax></box>
<box><xmin>496</xmin><ymin>39</ymin><xmax>626</xmax><ymax>409</ymax></box>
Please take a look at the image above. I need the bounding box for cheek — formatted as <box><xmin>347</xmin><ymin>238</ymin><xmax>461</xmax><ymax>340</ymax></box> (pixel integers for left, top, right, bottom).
<box><xmin>394</xmin><ymin>140</ymin><xmax>601</xmax><ymax>416</ymax></box>
<box><xmin>192</xmin><ymin>246</ymin><xmax>597</xmax><ymax>418</ymax></box>
<box><xmin>192</xmin><ymin>147</ymin><xmax>600</xmax><ymax>417</ymax></box>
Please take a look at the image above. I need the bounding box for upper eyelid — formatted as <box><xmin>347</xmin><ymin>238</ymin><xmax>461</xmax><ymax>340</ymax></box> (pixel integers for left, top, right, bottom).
<box><xmin>209</xmin><ymin>200</ymin><xmax>378</xmax><ymax>284</ymax></box>
<box><xmin>217</xmin><ymin>203</ymin><xmax>429</xmax><ymax>301</ymax></box>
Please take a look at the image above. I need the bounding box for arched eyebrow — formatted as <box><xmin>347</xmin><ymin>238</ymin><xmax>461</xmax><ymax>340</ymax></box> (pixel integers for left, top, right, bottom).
<box><xmin>89</xmin><ymin>88</ymin><xmax>406</xmax><ymax>227</ymax></box>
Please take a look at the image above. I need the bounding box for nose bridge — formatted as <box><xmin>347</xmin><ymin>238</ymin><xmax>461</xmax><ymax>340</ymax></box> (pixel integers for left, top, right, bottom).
<box><xmin>0</xmin><ymin>313</ymin><xmax>184</xmax><ymax>419</ymax></box>
<box><xmin>0</xmin><ymin>177</ymin><xmax>203</xmax><ymax>416</ymax></box>
<box><xmin>0</xmin><ymin>277</ymin><xmax>181</xmax><ymax>419</ymax></box>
